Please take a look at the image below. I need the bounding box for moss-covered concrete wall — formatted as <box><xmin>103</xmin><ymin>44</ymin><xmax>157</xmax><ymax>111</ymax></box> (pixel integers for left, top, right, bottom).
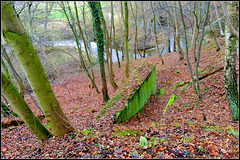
<box><xmin>115</xmin><ymin>66</ymin><xmax>156</xmax><ymax>123</ymax></box>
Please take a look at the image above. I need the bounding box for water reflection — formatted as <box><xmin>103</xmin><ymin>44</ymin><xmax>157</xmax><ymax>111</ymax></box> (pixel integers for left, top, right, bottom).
<box><xmin>53</xmin><ymin>35</ymin><xmax>185</xmax><ymax>63</ymax></box>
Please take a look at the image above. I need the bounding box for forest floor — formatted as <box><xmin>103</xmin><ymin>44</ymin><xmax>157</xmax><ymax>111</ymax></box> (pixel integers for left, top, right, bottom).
<box><xmin>1</xmin><ymin>38</ymin><xmax>239</xmax><ymax>159</ymax></box>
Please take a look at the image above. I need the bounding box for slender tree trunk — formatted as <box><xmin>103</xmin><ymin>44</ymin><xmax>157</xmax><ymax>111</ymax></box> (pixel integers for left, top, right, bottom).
<box><xmin>151</xmin><ymin>1</ymin><xmax>164</xmax><ymax>65</ymax></box>
<box><xmin>88</xmin><ymin>1</ymin><xmax>110</xmax><ymax>102</ymax></box>
<box><xmin>130</xmin><ymin>2</ymin><xmax>140</xmax><ymax>60</ymax></box>
<box><xmin>121</xmin><ymin>1</ymin><xmax>125</xmax><ymax>61</ymax></box>
<box><xmin>27</xmin><ymin>1</ymin><xmax>33</xmax><ymax>39</ymax></box>
<box><xmin>191</xmin><ymin>2</ymin><xmax>198</xmax><ymax>49</ymax></box>
<box><xmin>74</xmin><ymin>1</ymin><xmax>96</xmax><ymax>89</ymax></box>
<box><xmin>1</xmin><ymin>72</ymin><xmax>52</xmax><ymax>140</ymax></box>
<box><xmin>1</xmin><ymin>43</ymin><xmax>24</xmax><ymax>98</ymax></box>
<box><xmin>112</xmin><ymin>2</ymin><xmax>121</xmax><ymax>68</ymax></box>
<box><xmin>62</xmin><ymin>2</ymin><xmax>100</xmax><ymax>93</ymax></box>
<box><xmin>141</xmin><ymin>2</ymin><xmax>147</xmax><ymax>58</ymax></box>
<box><xmin>214</xmin><ymin>2</ymin><xmax>224</xmax><ymax>37</ymax></box>
<box><xmin>173</xmin><ymin>1</ymin><xmax>184</xmax><ymax>61</ymax></box>
<box><xmin>124</xmin><ymin>1</ymin><xmax>129</xmax><ymax>78</ymax></box>
<box><xmin>195</xmin><ymin>2</ymin><xmax>210</xmax><ymax>101</ymax></box>
<box><xmin>208</xmin><ymin>7</ymin><xmax>221</xmax><ymax>51</ymax></box>
<box><xmin>179</xmin><ymin>1</ymin><xmax>199</xmax><ymax>100</ymax></box>
<box><xmin>2</xmin><ymin>1</ymin><xmax>75</xmax><ymax>136</ymax></box>
<box><xmin>224</xmin><ymin>1</ymin><xmax>239</xmax><ymax>121</ymax></box>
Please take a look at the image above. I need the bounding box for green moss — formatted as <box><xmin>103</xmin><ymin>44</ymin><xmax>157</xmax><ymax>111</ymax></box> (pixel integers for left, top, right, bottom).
<box><xmin>115</xmin><ymin>66</ymin><xmax>156</xmax><ymax>123</ymax></box>
<box><xmin>112</xmin><ymin>128</ymin><xmax>141</xmax><ymax>136</ymax></box>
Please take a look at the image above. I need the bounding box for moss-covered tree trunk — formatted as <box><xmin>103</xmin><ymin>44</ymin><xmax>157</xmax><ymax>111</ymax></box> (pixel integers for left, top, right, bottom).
<box><xmin>97</xmin><ymin>2</ymin><xmax>118</xmax><ymax>89</ymax></box>
<box><xmin>124</xmin><ymin>1</ymin><xmax>129</xmax><ymax>78</ymax></box>
<box><xmin>1</xmin><ymin>1</ymin><xmax>75</xmax><ymax>136</ymax></box>
<box><xmin>88</xmin><ymin>1</ymin><xmax>110</xmax><ymax>102</ymax></box>
<box><xmin>1</xmin><ymin>72</ymin><xmax>52</xmax><ymax>140</ymax></box>
<box><xmin>224</xmin><ymin>1</ymin><xmax>239</xmax><ymax>121</ymax></box>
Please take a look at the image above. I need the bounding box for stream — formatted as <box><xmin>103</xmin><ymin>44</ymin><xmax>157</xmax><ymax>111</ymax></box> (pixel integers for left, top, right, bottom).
<box><xmin>53</xmin><ymin>34</ymin><xmax>185</xmax><ymax>63</ymax></box>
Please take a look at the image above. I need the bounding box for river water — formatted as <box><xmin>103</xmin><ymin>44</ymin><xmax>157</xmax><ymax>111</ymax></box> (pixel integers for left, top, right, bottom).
<box><xmin>53</xmin><ymin>34</ymin><xmax>185</xmax><ymax>63</ymax></box>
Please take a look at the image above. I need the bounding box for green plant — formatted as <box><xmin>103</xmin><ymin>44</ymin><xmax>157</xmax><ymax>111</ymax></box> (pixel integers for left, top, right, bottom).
<box><xmin>201</xmin><ymin>125</ymin><xmax>222</xmax><ymax>132</ymax></box>
<box><xmin>156</xmin><ymin>88</ymin><xmax>166</xmax><ymax>100</ymax></box>
<box><xmin>45</xmin><ymin>125</ymin><xmax>50</xmax><ymax>128</ymax></box>
<box><xmin>82</xmin><ymin>128</ymin><xmax>94</xmax><ymax>135</ymax></box>
<box><xmin>74</xmin><ymin>106</ymin><xmax>79</xmax><ymax>109</ymax></box>
<box><xmin>198</xmin><ymin>68</ymin><xmax>202</xmax><ymax>74</ymax></box>
<box><xmin>150</xmin><ymin>137</ymin><xmax>159</xmax><ymax>145</ymax></box>
<box><xmin>174</xmin><ymin>81</ymin><xmax>185</xmax><ymax>89</ymax></box>
<box><xmin>151</xmin><ymin>121</ymin><xmax>157</xmax><ymax>126</ymax></box>
<box><xmin>204</xmin><ymin>87</ymin><xmax>209</xmax><ymax>91</ymax></box>
<box><xmin>160</xmin><ymin>137</ymin><xmax>166</xmax><ymax>143</ymax></box>
<box><xmin>180</xmin><ymin>136</ymin><xmax>194</xmax><ymax>143</ymax></box>
<box><xmin>181</xmin><ymin>88</ymin><xmax>185</xmax><ymax>92</ymax></box>
<box><xmin>139</xmin><ymin>136</ymin><xmax>148</xmax><ymax>147</ymax></box>
<box><xmin>162</xmin><ymin>94</ymin><xmax>177</xmax><ymax>116</ymax></box>
<box><xmin>210</xmin><ymin>44</ymin><xmax>217</xmax><ymax>49</ymax></box>
<box><xmin>173</xmin><ymin>123</ymin><xmax>180</xmax><ymax>127</ymax></box>
<box><xmin>70</xmin><ymin>68</ymin><xmax>74</xmax><ymax>74</ymax></box>
<box><xmin>112</xmin><ymin>129</ymin><xmax>140</xmax><ymax>136</ymax></box>
<box><xmin>175</xmin><ymin>70</ymin><xmax>180</xmax><ymax>73</ymax></box>
<box><xmin>167</xmin><ymin>81</ymin><xmax>171</xmax><ymax>84</ymax></box>
<box><xmin>224</xmin><ymin>127</ymin><xmax>239</xmax><ymax>139</ymax></box>
<box><xmin>217</xmin><ymin>57</ymin><xmax>224</xmax><ymax>63</ymax></box>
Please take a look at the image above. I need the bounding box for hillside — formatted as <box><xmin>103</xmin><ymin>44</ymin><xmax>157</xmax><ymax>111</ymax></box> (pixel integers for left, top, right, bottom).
<box><xmin>1</xmin><ymin>38</ymin><xmax>239</xmax><ymax>159</ymax></box>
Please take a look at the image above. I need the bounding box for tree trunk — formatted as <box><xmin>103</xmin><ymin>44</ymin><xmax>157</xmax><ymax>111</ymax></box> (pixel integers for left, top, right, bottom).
<box><xmin>191</xmin><ymin>2</ymin><xmax>198</xmax><ymax>49</ymax></box>
<box><xmin>173</xmin><ymin>1</ymin><xmax>184</xmax><ymax>61</ymax></box>
<box><xmin>2</xmin><ymin>1</ymin><xmax>75</xmax><ymax>136</ymax></box>
<box><xmin>214</xmin><ymin>2</ymin><xmax>224</xmax><ymax>37</ymax></box>
<box><xmin>112</xmin><ymin>2</ymin><xmax>121</xmax><ymax>68</ymax></box>
<box><xmin>27</xmin><ymin>1</ymin><xmax>33</xmax><ymax>39</ymax></box>
<box><xmin>1</xmin><ymin>43</ymin><xmax>24</xmax><ymax>98</ymax></box>
<box><xmin>97</xmin><ymin>2</ymin><xmax>118</xmax><ymax>89</ymax></box>
<box><xmin>207</xmin><ymin>9</ymin><xmax>221</xmax><ymax>51</ymax></box>
<box><xmin>61</xmin><ymin>2</ymin><xmax>100</xmax><ymax>93</ymax></box>
<box><xmin>88</xmin><ymin>1</ymin><xmax>110</xmax><ymax>102</ymax></box>
<box><xmin>141</xmin><ymin>2</ymin><xmax>146</xmax><ymax>58</ymax></box>
<box><xmin>124</xmin><ymin>1</ymin><xmax>129</xmax><ymax>78</ymax></box>
<box><xmin>121</xmin><ymin>1</ymin><xmax>125</xmax><ymax>61</ymax></box>
<box><xmin>1</xmin><ymin>72</ymin><xmax>52</xmax><ymax>140</ymax></box>
<box><xmin>151</xmin><ymin>2</ymin><xmax>164</xmax><ymax>65</ymax></box>
<box><xmin>224</xmin><ymin>1</ymin><xmax>239</xmax><ymax>121</ymax></box>
<box><xmin>74</xmin><ymin>1</ymin><xmax>96</xmax><ymax>89</ymax></box>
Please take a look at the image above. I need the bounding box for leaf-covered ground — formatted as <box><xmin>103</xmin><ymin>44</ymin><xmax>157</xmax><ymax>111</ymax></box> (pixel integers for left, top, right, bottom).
<box><xmin>1</xmin><ymin>38</ymin><xmax>239</xmax><ymax>159</ymax></box>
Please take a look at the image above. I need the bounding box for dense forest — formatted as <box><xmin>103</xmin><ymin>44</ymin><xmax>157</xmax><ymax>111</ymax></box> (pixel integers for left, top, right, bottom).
<box><xmin>1</xmin><ymin>1</ymin><xmax>239</xmax><ymax>159</ymax></box>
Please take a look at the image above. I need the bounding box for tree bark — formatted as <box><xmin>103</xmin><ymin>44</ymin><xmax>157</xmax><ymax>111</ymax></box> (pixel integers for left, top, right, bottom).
<box><xmin>173</xmin><ymin>1</ymin><xmax>184</xmax><ymax>61</ymax></box>
<box><xmin>141</xmin><ymin>1</ymin><xmax>147</xmax><ymax>58</ymax></box>
<box><xmin>2</xmin><ymin>1</ymin><xmax>75</xmax><ymax>136</ymax></box>
<box><xmin>88</xmin><ymin>1</ymin><xmax>110</xmax><ymax>102</ymax></box>
<box><xmin>97</xmin><ymin>2</ymin><xmax>118</xmax><ymax>89</ymax></box>
<box><xmin>74</xmin><ymin>1</ymin><xmax>96</xmax><ymax>89</ymax></box>
<box><xmin>124</xmin><ymin>1</ymin><xmax>129</xmax><ymax>78</ymax></box>
<box><xmin>214</xmin><ymin>2</ymin><xmax>224</xmax><ymax>37</ymax></box>
<box><xmin>1</xmin><ymin>72</ymin><xmax>52</xmax><ymax>140</ymax></box>
<box><xmin>151</xmin><ymin>1</ymin><xmax>164</xmax><ymax>65</ymax></box>
<box><xmin>224</xmin><ymin>1</ymin><xmax>239</xmax><ymax>121</ymax></box>
<box><xmin>111</xmin><ymin>2</ymin><xmax>121</xmax><ymax>68</ymax></box>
